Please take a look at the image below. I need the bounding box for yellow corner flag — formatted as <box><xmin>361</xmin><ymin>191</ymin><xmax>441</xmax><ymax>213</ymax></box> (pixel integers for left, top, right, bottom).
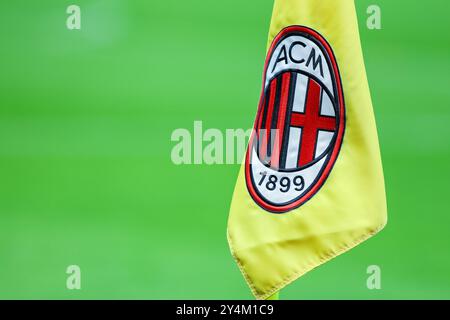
<box><xmin>227</xmin><ymin>0</ymin><xmax>387</xmax><ymax>299</ymax></box>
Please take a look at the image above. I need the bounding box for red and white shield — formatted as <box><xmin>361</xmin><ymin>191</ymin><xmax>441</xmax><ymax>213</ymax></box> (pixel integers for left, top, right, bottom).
<box><xmin>245</xmin><ymin>26</ymin><xmax>345</xmax><ymax>213</ymax></box>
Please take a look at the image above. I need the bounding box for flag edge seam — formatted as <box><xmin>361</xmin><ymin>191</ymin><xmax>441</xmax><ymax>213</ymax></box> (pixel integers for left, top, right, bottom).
<box><xmin>227</xmin><ymin>220</ymin><xmax>387</xmax><ymax>300</ymax></box>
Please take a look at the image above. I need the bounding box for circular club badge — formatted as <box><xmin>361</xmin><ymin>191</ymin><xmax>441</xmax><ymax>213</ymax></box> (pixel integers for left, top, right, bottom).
<box><xmin>245</xmin><ymin>26</ymin><xmax>346</xmax><ymax>213</ymax></box>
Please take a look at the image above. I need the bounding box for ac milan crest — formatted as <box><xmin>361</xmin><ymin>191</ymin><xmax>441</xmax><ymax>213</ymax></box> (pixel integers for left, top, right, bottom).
<box><xmin>245</xmin><ymin>26</ymin><xmax>346</xmax><ymax>213</ymax></box>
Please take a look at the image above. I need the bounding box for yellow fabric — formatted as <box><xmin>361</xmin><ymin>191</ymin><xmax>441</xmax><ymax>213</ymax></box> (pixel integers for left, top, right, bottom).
<box><xmin>227</xmin><ymin>0</ymin><xmax>387</xmax><ymax>300</ymax></box>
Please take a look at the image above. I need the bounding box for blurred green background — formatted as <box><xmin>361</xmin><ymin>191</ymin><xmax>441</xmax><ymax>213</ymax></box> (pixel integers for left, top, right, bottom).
<box><xmin>0</xmin><ymin>0</ymin><xmax>449</xmax><ymax>299</ymax></box>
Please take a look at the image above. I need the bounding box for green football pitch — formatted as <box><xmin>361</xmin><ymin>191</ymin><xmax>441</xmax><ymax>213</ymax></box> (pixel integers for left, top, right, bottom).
<box><xmin>0</xmin><ymin>0</ymin><xmax>449</xmax><ymax>299</ymax></box>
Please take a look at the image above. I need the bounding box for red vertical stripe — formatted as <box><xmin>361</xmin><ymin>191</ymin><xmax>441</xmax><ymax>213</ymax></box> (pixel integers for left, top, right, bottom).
<box><xmin>271</xmin><ymin>73</ymin><xmax>291</xmax><ymax>169</ymax></box>
<box><xmin>259</xmin><ymin>79</ymin><xmax>277</xmax><ymax>162</ymax></box>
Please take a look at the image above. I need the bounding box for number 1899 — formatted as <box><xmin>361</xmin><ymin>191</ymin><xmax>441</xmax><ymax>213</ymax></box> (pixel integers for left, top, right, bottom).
<box><xmin>258</xmin><ymin>172</ymin><xmax>304</xmax><ymax>193</ymax></box>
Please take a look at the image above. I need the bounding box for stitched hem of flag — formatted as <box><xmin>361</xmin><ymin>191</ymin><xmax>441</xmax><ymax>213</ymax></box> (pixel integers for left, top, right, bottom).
<box><xmin>227</xmin><ymin>221</ymin><xmax>387</xmax><ymax>300</ymax></box>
